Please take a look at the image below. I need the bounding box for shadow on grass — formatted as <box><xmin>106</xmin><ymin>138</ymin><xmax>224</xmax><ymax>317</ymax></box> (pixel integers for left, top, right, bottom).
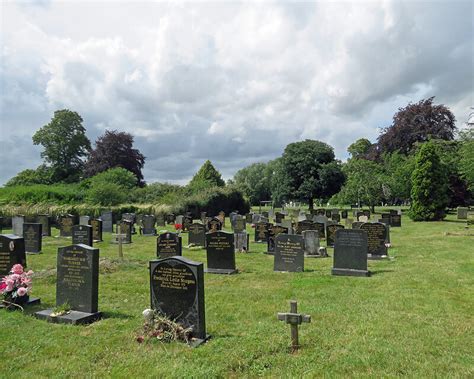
<box><xmin>102</xmin><ymin>310</ymin><xmax>134</xmax><ymax>320</ymax></box>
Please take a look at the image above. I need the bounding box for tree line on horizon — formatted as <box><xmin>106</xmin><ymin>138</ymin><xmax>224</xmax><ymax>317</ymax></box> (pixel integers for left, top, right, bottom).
<box><xmin>4</xmin><ymin>97</ymin><xmax>473</xmax><ymax>221</ymax></box>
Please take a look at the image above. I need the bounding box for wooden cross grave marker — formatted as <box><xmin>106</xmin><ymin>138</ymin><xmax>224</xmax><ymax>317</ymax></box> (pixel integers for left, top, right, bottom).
<box><xmin>277</xmin><ymin>300</ymin><xmax>311</xmax><ymax>352</ymax></box>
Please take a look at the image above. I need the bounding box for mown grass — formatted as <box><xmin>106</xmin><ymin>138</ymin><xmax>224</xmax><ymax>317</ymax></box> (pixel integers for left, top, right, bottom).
<box><xmin>0</xmin><ymin>210</ymin><xmax>473</xmax><ymax>378</ymax></box>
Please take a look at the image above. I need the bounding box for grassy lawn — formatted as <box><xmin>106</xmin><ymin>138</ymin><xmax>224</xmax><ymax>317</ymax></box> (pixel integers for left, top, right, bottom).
<box><xmin>1</xmin><ymin>211</ymin><xmax>473</xmax><ymax>377</ymax></box>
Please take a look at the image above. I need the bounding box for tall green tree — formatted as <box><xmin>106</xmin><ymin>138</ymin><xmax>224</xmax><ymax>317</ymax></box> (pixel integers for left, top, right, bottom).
<box><xmin>32</xmin><ymin>109</ymin><xmax>91</xmax><ymax>182</ymax></box>
<box><xmin>347</xmin><ymin>138</ymin><xmax>373</xmax><ymax>159</ymax></box>
<box><xmin>233</xmin><ymin>161</ymin><xmax>275</xmax><ymax>205</ymax></box>
<box><xmin>188</xmin><ymin>160</ymin><xmax>225</xmax><ymax>193</ymax></box>
<box><xmin>278</xmin><ymin>140</ymin><xmax>345</xmax><ymax>209</ymax></box>
<box><xmin>409</xmin><ymin>141</ymin><xmax>449</xmax><ymax>221</ymax></box>
<box><xmin>458</xmin><ymin>128</ymin><xmax>474</xmax><ymax>194</ymax></box>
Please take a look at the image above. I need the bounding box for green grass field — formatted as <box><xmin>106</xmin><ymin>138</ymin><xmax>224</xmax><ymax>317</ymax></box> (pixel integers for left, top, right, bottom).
<box><xmin>1</xmin><ymin>211</ymin><xmax>473</xmax><ymax>378</ymax></box>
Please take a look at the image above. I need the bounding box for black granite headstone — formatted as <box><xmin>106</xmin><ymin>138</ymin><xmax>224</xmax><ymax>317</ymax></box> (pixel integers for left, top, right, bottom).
<box><xmin>274</xmin><ymin>234</ymin><xmax>304</xmax><ymax>272</ymax></box>
<box><xmin>188</xmin><ymin>223</ymin><xmax>206</xmax><ymax>247</ymax></box>
<box><xmin>166</xmin><ymin>214</ymin><xmax>176</xmax><ymax>225</ymax></box>
<box><xmin>255</xmin><ymin>222</ymin><xmax>270</xmax><ymax>242</ymax></box>
<box><xmin>295</xmin><ymin>220</ymin><xmax>316</xmax><ymax>235</ymax></box>
<box><xmin>72</xmin><ymin>225</ymin><xmax>93</xmax><ymax>247</ymax></box>
<box><xmin>59</xmin><ymin>215</ymin><xmax>74</xmax><ymax>237</ymax></box>
<box><xmin>207</xmin><ymin>217</ymin><xmax>222</xmax><ymax>233</ymax></box>
<box><xmin>205</xmin><ymin>231</ymin><xmax>237</xmax><ymax>274</ymax></box>
<box><xmin>149</xmin><ymin>256</ymin><xmax>208</xmax><ymax>343</ymax></box>
<box><xmin>23</xmin><ymin>223</ymin><xmax>42</xmax><ymax>253</ymax></box>
<box><xmin>36</xmin><ymin>214</ymin><xmax>51</xmax><ymax>236</ymax></box>
<box><xmin>0</xmin><ymin>234</ymin><xmax>26</xmax><ymax>275</ymax></box>
<box><xmin>326</xmin><ymin>224</ymin><xmax>344</xmax><ymax>247</ymax></box>
<box><xmin>360</xmin><ymin>222</ymin><xmax>388</xmax><ymax>258</ymax></box>
<box><xmin>341</xmin><ymin>210</ymin><xmax>348</xmax><ymax>219</ymax></box>
<box><xmin>157</xmin><ymin>232</ymin><xmax>182</xmax><ymax>258</ymax></box>
<box><xmin>332</xmin><ymin>229</ymin><xmax>370</xmax><ymax>277</ymax></box>
<box><xmin>266</xmin><ymin>225</ymin><xmax>288</xmax><ymax>254</ymax></box>
<box><xmin>390</xmin><ymin>214</ymin><xmax>401</xmax><ymax>227</ymax></box>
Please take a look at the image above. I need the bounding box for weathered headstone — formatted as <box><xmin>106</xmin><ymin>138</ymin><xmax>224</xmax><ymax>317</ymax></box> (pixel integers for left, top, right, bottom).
<box><xmin>360</xmin><ymin>222</ymin><xmax>388</xmax><ymax>258</ymax></box>
<box><xmin>157</xmin><ymin>232</ymin><xmax>182</xmax><ymax>258</ymax></box>
<box><xmin>457</xmin><ymin>207</ymin><xmax>468</xmax><ymax>219</ymax></box>
<box><xmin>234</xmin><ymin>231</ymin><xmax>249</xmax><ymax>253</ymax></box>
<box><xmin>79</xmin><ymin>216</ymin><xmax>91</xmax><ymax>226</ymax></box>
<box><xmin>326</xmin><ymin>224</ymin><xmax>344</xmax><ymax>247</ymax></box>
<box><xmin>217</xmin><ymin>211</ymin><xmax>226</xmax><ymax>227</ymax></box>
<box><xmin>266</xmin><ymin>225</ymin><xmax>289</xmax><ymax>254</ymax></box>
<box><xmin>358</xmin><ymin>215</ymin><xmax>369</xmax><ymax>223</ymax></box>
<box><xmin>332</xmin><ymin>229</ymin><xmax>370</xmax><ymax>277</ymax></box>
<box><xmin>23</xmin><ymin>223</ymin><xmax>42</xmax><ymax>253</ymax></box>
<box><xmin>142</xmin><ymin>215</ymin><xmax>157</xmax><ymax>236</ymax></box>
<box><xmin>59</xmin><ymin>214</ymin><xmax>74</xmax><ymax>237</ymax></box>
<box><xmin>245</xmin><ymin>213</ymin><xmax>253</xmax><ymax>223</ymax></box>
<box><xmin>302</xmin><ymin>230</ymin><xmax>320</xmax><ymax>257</ymax></box>
<box><xmin>0</xmin><ymin>234</ymin><xmax>26</xmax><ymax>275</ymax></box>
<box><xmin>166</xmin><ymin>214</ymin><xmax>176</xmax><ymax>225</ymax></box>
<box><xmin>182</xmin><ymin>215</ymin><xmax>193</xmax><ymax>232</ymax></box>
<box><xmin>295</xmin><ymin>220</ymin><xmax>316</xmax><ymax>235</ymax></box>
<box><xmin>314</xmin><ymin>222</ymin><xmax>326</xmax><ymax>239</ymax></box>
<box><xmin>36</xmin><ymin>214</ymin><xmax>51</xmax><ymax>236</ymax></box>
<box><xmin>233</xmin><ymin>215</ymin><xmax>246</xmax><ymax>232</ymax></box>
<box><xmin>274</xmin><ymin>234</ymin><xmax>304</xmax><ymax>272</ymax></box>
<box><xmin>156</xmin><ymin>214</ymin><xmax>166</xmax><ymax>227</ymax></box>
<box><xmin>332</xmin><ymin>213</ymin><xmax>341</xmax><ymax>223</ymax></box>
<box><xmin>72</xmin><ymin>225</ymin><xmax>93</xmax><ymax>247</ymax></box>
<box><xmin>207</xmin><ymin>217</ymin><xmax>222</xmax><ymax>233</ymax></box>
<box><xmin>205</xmin><ymin>231</ymin><xmax>237</xmax><ymax>274</ymax></box>
<box><xmin>275</xmin><ymin>212</ymin><xmax>285</xmax><ymax>224</ymax></box>
<box><xmin>188</xmin><ymin>223</ymin><xmax>206</xmax><ymax>247</ymax></box>
<box><xmin>390</xmin><ymin>214</ymin><xmax>402</xmax><ymax>227</ymax></box>
<box><xmin>35</xmin><ymin>244</ymin><xmax>101</xmax><ymax>324</ymax></box>
<box><xmin>101</xmin><ymin>211</ymin><xmax>114</xmax><ymax>233</ymax></box>
<box><xmin>12</xmin><ymin>215</ymin><xmax>25</xmax><ymax>237</ymax></box>
<box><xmin>229</xmin><ymin>212</ymin><xmax>238</xmax><ymax>229</ymax></box>
<box><xmin>91</xmin><ymin>219</ymin><xmax>103</xmax><ymax>242</ymax></box>
<box><xmin>255</xmin><ymin>221</ymin><xmax>270</xmax><ymax>242</ymax></box>
<box><xmin>281</xmin><ymin>219</ymin><xmax>293</xmax><ymax>234</ymax></box>
<box><xmin>149</xmin><ymin>256</ymin><xmax>208</xmax><ymax>345</ymax></box>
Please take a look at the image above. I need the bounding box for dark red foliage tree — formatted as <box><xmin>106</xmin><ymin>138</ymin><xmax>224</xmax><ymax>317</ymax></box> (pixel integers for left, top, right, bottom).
<box><xmin>377</xmin><ymin>97</ymin><xmax>456</xmax><ymax>156</ymax></box>
<box><xmin>84</xmin><ymin>130</ymin><xmax>146</xmax><ymax>186</ymax></box>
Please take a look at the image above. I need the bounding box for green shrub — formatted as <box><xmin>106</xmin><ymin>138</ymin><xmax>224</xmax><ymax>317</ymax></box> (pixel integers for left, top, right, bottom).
<box><xmin>86</xmin><ymin>182</ymin><xmax>126</xmax><ymax>206</ymax></box>
<box><xmin>409</xmin><ymin>141</ymin><xmax>449</xmax><ymax>221</ymax></box>
<box><xmin>0</xmin><ymin>184</ymin><xmax>84</xmax><ymax>205</ymax></box>
<box><xmin>131</xmin><ymin>182</ymin><xmax>185</xmax><ymax>204</ymax></box>
<box><xmin>5</xmin><ymin>165</ymin><xmax>54</xmax><ymax>186</ymax></box>
<box><xmin>88</xmin><ymin>167</ymin><xmax>138</xmax><ymax>190</ymax></box>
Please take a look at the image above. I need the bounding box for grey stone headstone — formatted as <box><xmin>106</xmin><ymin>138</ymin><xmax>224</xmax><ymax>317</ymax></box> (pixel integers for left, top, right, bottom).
<box><xmin>233</xmin><ymin>215</ymin><xmax>246</xmax><ymax>232</ymax></box>
<box><xmin>36</xmin><ymin>214</ymin><xmax>51</xmax><ymax>236</ymax></box>
<box><xmin>101</xmin><ymin>211</ymin><xmax>114</xmax><ymax>233</ymax></box>
<box><xmin>251</xmin><ymin>213</ymin><xmax>261</xmax><ymax>224</ymax></box>
<box><xmin>12</xmin><ymin>215</ymin><xmax>25</xmax><ymax>237</ymax></box>
<box><xmin>142</xmin><ymin>215</ymin><xmax>157</xmax><ymax>236</ymax></box>
<box><xmin>24</xmin><ymin>223</ymin><xmax>42</xmax><ymax>253</ymax></box>
<box><xmin>149</xmin><ymin>256</ymin><xmax>207</xmax><ymax>341</ymax></box>
<box><xmin>157</xmin><ymin>232</ymin><xmax>182</xmax><ymax>258</ymax></box>
<box><xmin>205</xmin><ymin>231</ymin><xmax>236</xmax><ymax>274</ymax></box>
<box><xmin>79</xmin><ymin>216</ymin><xmax>91</xmax><ymax>226</ymax></box>
<box><xmin>390</xmin><ymin>214</ymin><xmax>402</xmax><ymax>227</ymax></box>
<box><xmin>274</xmin><ymin>234</ymin><xmax>304</xmax><ymax>272</ymax></box>
<box><xmin>156</xmin><ymin>214</ymin><xmax>165</xmax><ymax>226</ymax></box>
<box><xmin>302</xmin><ymin>230</ymin><xmax>319</xmax><ymax>257</ymax></box>
<box><xmin>0</xmin><ymin>234</ymin><xmax>26</xmax><ymax>275</ymax></box>
<box><xmin>56</xmin><ymin>244</ymin><xmax>100</xmax><ymax>313</ymax></box>
<box><xmin>234</xmin><ymin>231</ymin><xmax>249</xmax><ymax>252</ymax></box>
<box><xmin>332</xmin><ymin>229</ymin><xmax>370</xmax><ymax>277</ymax></box>
<box><xmin>281</xmin><ymin>220</ymin><xmax>293</xmax><ymax>234</ymax></box>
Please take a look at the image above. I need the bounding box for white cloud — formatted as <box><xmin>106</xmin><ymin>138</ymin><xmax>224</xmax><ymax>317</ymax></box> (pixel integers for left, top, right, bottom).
<box><xmin>0</xmin><ymin>0</ymin><xmax>472</xmax><ymax>185</ymax></box>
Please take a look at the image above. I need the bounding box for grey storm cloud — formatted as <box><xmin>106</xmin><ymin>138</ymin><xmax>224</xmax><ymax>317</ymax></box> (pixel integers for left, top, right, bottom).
<box><xmin>0</xmin><ymin>0</ymin><xmax>472</xmax><ymax>186</ymax></box>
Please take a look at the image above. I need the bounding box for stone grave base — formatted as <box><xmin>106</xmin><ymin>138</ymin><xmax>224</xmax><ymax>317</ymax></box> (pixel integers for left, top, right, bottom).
<box><xmin>35</xmin><ymin>309</ymin><xmax>102</xmax><ymax>325</ymax></box>
<box><xmin>331</xmin><ymin>268</ymin><xmax>371</xmax><ymax>277</ymax></box>
<box><xmin>304</xmin><ymin>254</ymin><xmax>329</xmax><ymax>258</ymax></box>
<box><xmin>0</xmin><ymin>297</ymin><xmax>41</xmax><ymax>309</ymax></box>
<box><xmin>188</xmin><ymin>334</ymin><xmax>211</xmax><ymax>348</ymax></box>
<box><xmin>204</xmin><ymin>268</ymin><xmax>238</xmax><ymax>275</ymax></box>
<box><xmin>368</xmin><ymin>254</ymin><xmax>389</xmax><ymax>260</ymax></box>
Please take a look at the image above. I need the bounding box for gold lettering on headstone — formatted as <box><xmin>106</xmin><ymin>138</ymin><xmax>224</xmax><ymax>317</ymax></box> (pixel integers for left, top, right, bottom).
<box><xmin>153</xmin><ymin>266</ymin><xmax>196</xmax><ymax>290</ymax></box>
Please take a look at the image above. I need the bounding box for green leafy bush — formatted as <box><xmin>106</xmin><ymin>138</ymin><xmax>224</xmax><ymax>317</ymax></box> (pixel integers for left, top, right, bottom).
<box><xmin>86</xmin><ymin>182</ymin><xmax>127</xmax><ymax>206</ymax></box>
<box><xmin>5</xmin><ymin>165</ymin><xmax>54</xmax><ymax>187</ymax></box>
<box><xmin>0</xmin><ymin>184</ymin><xmax>84</xmax><ymax>205</ymax></box>
<box><xmin>87</xmin><ymin>167</ymin><xmax>138</xmax><ymax>190</ymax></box>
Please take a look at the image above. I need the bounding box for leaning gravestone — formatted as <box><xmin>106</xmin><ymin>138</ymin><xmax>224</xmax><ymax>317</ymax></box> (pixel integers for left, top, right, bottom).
<box><xmin>35</xmin><ymin>244</ymin><xmax>101</xmax><ymax>324</ymax></box>
<box><xmin>360</xmin><ymin>222</ymin><xmax>388</xmax><ymax>259</ymax></box>
<box><xmin>188</xmin><ymin>223</ymin><xmax>206</xmax><ymax>247</ymax></box>
<box><xmin>157</xmin><ymin>232</ymin><xmax>182</xmax><ymax>258</ymax></box>
<box><xmin>0</xmin><ymin>234</ymin><xmax>27</xmax><ymax>275</ymax></box>
<box><xmin>101</xmin><ymin>211</ymin><xmax>114</xmax><ymax>233</ymax></box>
<box><xmin>72</xmin><ymin>225</ymin><xmax>93</xmax><ymax>247</ymax></box>
<box><xmin>12</xmin><ymin>215</ymin><xmax>25</xmax><ymax>237</ymax></box>
<box><xmin>59</xmin><ymin>214</ymin><xmax>74</xmax><ymax>237</ymax></box>
<box><xmin>36</xmin><ymin>214</ymin><xmax>51</xmax><ymax>236</ymax></box>
<box><xmin>205</xmin><ymin>231</ymin><xmax>237</xmax><ymax>274</ymax></box>
<box><xmin>332</xmin><ymin>229</ymin><xmax>370</xmax><ymax>277</ymax></box>
<box><xmin>274</xmin><ymin>234</ymin><xmax>304</xmax><ymax>272</ymax></box>
<box><xmin>142</xmin><ymin>215</ymin><xmax>157</xmax><ymax>236</ymax></box>
<box><xmin>23</xmin><ymin>223</ymin><xmax>42</xmax><ymax>254</ymax></box>
<box><xmin>302</xmin><ymin>230</ymin><xmax>320</xmax><ymax>257</ymax></box>
<box><xmin>149</xmin><ymin>256</ymin><xmax>208</xmax><ymax>345</ymax></box>
<box><xmin>91</xmin><ymin>219</ymin><xmax>103</xmax><ymax>242</ymax></box>
<box><xmin>457</xmin><ymin>207</ymin><xmax>468</xmax><ymax>220</ymax></box>
<box><xmin>326</xmin><ymin>224</ymin><xmax>344</xmax><ymax>247</ymax></box>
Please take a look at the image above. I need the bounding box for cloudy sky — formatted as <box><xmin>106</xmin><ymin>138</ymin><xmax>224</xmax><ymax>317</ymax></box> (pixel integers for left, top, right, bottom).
<box><xmin>1</xmin><ymin>0</ymin><xmax>472</xmax><ymax>185</ymax></box>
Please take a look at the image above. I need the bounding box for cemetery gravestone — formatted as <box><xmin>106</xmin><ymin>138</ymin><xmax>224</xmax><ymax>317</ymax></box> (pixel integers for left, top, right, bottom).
<box><xmin>457</xmin><ymin>207</ymin><xmax>468</xmax><ymax>219</ymax></box>
<box><xmin>360</xmin><ymin>222</ymin><xmax>388</xmax><ymax>258</ymax></box>
<box><xmin>295</xmin><ymin>220</ymin><xmax>316</xmax><ymax>235</ymax></box>
<box><xmin>182</xmin><ymin>215</ymin><xmax>193</xmax><ymax>232</ymax></box>
<box><xmin>266</xmin><ymin>225</ymin><xmax>289</xmax><ymax>254</ymax></box>
<box><xmin>390</xmin><ymin>214</ymin><xmax>402</xmax><ymax>227</ymax></box>
<box><xmin>218</xmin><ymin>211</ymin><xmax>226</xmax><ymax>227</ymax></box>
<box><xmin>275</xmin><ymin>212</ymin><xmax>285</xmax><ymax>224</ymax></box>
<box><xmin>352</xmin><ymin>222</ymin><xmax>363</xmax><ymax>229</ymax></box>
<box><xmin>79</xmin><ymin>216</ymin><xmax>91</xmax><ymax>226</ymax></box>
<box><xmin>233</xmin><ymin>216</ymin><xmax>246</xmax><ymax>232</ymax></box>
<box><xmin>314</xmin><ymin>222</ymin><xmax>326</xmax><ymax>239</ymax></box>
<box><xmin>23</xmin><ymin>223</ymin><xmax>42</xmax><ymax>253</ymax></box>
<box><xmin>91</xmin><ymin>219</ymin><xmax>103</xmax><ymax>242</ymax></box>
<box><xmin>274</xmin><ymin>234</ymin><xmax>304</xmax><ymax>272</ymax></box>
<box><xmin>378</xmin><ymin>218</ymin><xmax>391</xmax><ymax>244</ymax></box>
<box><xmin>36</xmin><ymin>214</ymin><xmax>51</xmax><ymax>236</ymax></box>
<box><xmin>255</xmin><ymin>222</ymin><xmax>270</xmax><ymax>242</ymax></box>
<box><xmin>149</xmin><ymin>256</ymin><xmax>208</xmax><ymax>345</ymax></box>
<box><xmin>12</xmin><ymin>215</ymin><xmax>25</xmax><ymax>237</ymax></box>
<box><xmin>35</xmin><ymin>244</ymin><xmax>101</xmax><ymax>324</ymax></box>
<box><xmin>234</xmin><ymin>231</ymin><xmax>249</xmax><ymax>253</ymax></box>
<box><xmin>281</xmin><ymin>219</ymin><xmax>293</xmax><ymax>234</ymax></box>
<box><xmin>188</xmin><ymin>223</ymin><xmax>206</xmax><ymax>247</ymax></box>
<box><xmin>205</xmin><ymin>231</ymin><xmax>237</xmax><ymax>274</ymax></box>
<box><xmin>0</xmin><ymin>234</ymin><xmax>26</xmax><ymax>275</ymax></box>
<box><xmin>142</xmin><ymin>215</ymin><xmax>157</xmax><ymax>236</ymax></box>
<box><xmin>101</xmin><ymin>211</ymin><xmax>114</xmax><ymax>233</ymax></box>
<box><xmin>229</xmin><ymin>212</ymin><xmax>238</xmax><ymax>229</ymax></box>
<box><xmin>157</xmin><ymin>232</ymin><xmax>182</xmax><ymax>258</ymax></box>
<box><xmin>207</xmin><ymin>217</ymin><xmax>222</xmax><ymax>233</ymax></box>
<box><xmin>59</xmin><ymin>215</ymin><xmax>74</xmax><ymax>237</ymax></box>
<box><xmin>156</xmin><ymin>214</ymin><xmax>166</xmax><ymax>227</ymax></box>
<box><xmin>72</xmin><ymin>225</ymin><xmax>93</xmax><ymax>247</ymax></box>
<box><xmin>302</xmin><ymin>230</ymin><xmax>320</xmax><ymax>257</ymax></box>
<box><xmin>332</xmin><ymin>214</ymin><xmax>341</xmax><ymax>223</ymax></box>
<box><xmin>325</xmin><ymin>210</ymin><xmax>332</xmax><ymax>218</ymax></box>
<box><xmin>341</xmin><ymin>210</ymin><xmax>348</xmax><ymax>219</ymax></box>
<box><xmin>332</xmin><ymin>229</ymin><xmax>370</xmax><ymax>277</ymax></box>
<box><xmin>166</xmin><ymin>214</ymin><xmax>176</xmax><ymax>225</ymax></box>
<box><xmin>358</xmin><ymin>215</ymin><xmax>369</xmax><ymax>223</ymax></box>
<box><xmin>326</xmin><ymin>224</ymin><xmax>344</xmax><ymax>247</ymax></box>
<box><xmin>245</xmin><ymin>213</ymin><xmax>253</xmax><ymax>223</ymax></box>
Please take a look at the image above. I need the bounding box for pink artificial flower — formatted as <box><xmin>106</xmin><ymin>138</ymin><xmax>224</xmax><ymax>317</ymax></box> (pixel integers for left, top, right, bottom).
<box><xmin>10</xmin><ymin>274</ymin><xmax>20</xmax><ymax>282</ymax></box>
<box><xmin>21</xmin><ymin>277</ymin><xmax>31</xmax><ymax>285</ymax></box>
<box><xmin>17</xmin><ymin>287</ymin><xmax>27</xmax><ymax>297</ymax></box>
<box><xmin>26</xmin><ymin>270</ymin><xmax>34</xmax><ymax>276</ymax></box>
<box><xmin>11</xmin><ymin>264</ymin><xmax>24</xmax><ymax>275</ymax></box>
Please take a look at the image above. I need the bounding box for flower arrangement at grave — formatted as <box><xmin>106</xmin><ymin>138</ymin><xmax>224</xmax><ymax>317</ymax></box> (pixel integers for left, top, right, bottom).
<box><xmin>136</xmin><ymin>309</ymin><xmax>194</xmax><ymax>344</ymax></box>
<box><xmin>174</xmin><ymin>223</ymin><xmax>183</xmax><ymax>233</ymax></box>
<box><xmin>0</xmin><ymin>264</ymin><xmax>33</xmax><ymax>310</ymax></box>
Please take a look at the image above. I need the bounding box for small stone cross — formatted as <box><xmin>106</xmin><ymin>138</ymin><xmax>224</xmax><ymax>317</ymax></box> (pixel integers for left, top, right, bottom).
<box><xmin>277</xmin><ymin>300</ymin><xmax>311</xmax><ymax>352</ymax></box>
